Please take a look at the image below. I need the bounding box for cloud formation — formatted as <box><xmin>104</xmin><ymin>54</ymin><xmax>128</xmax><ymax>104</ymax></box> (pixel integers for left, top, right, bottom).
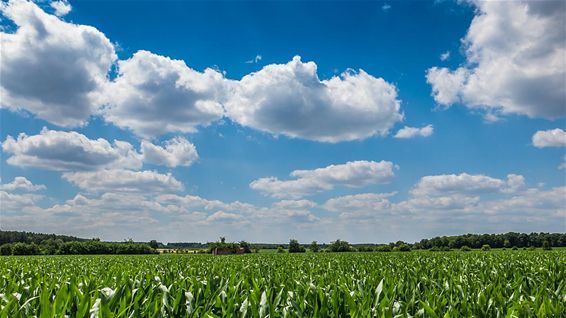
<box><xmin>250</xmin><ymin>160</ymin><xmax>395</xmax><ymax>199</ymax></box>
<box><xmin>62</xmin><ymin>169</ymin><xmax>184</xmax><ymax>194</ymax></box>
<box><xmin>102</xmin><ymin>50</ymin><xmax>226</xmax><ymax>137</ymax></box>
<box><xmin>2</xmin><ymin>128</ymin><xmax>200</xmax><ymax>171</ymax></box>
<box><xmin>0</xmin><ymin>176</ymin><xmax>45</xmax><ymax>192</ymax></box>
<box><xmin>141</xmin><ymin>137</ymin><xmax>198</xmax><ymax>167</ymax></box>
<box><xmin>50</xmin><ymin>0</ymin><xmax>71</xmax><ymax>17</ymax></box>
<box><xmin>426</xmin><ymin>1</ymin><xmax>566</xmax><ymax>119</ymax></box>
<box><xmin>532</xmin><ymin>128</ymin><xmax>566</xmax><ymax>148</ymax></box>
<box><xmin>2</xmin><ymin>128</ymin><xmax>143</xmax><ymax>171</ymax></box>
<box><xmin>0</xmin><ymin>0</ymin><xmax>116</xmax><ymax>126</ymax></box>
<box><xmin>394</xmin><ymin>125</ymin><xmax>433</xmax><ymax>139</ymax></box>
<box><xmin>226</xmin><ymin>56</ymin><xmax>403</xmax><ymax>142</ymax></box>
<box><xmin>410</xmin><ymin>173</ymin><xmax>524</xmax><ymax>197</ymax></box>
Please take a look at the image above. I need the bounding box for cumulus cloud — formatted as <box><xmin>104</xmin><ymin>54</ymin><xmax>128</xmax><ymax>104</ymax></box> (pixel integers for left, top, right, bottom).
<box><xmin>141</xmin><ymin>137</ymin><xmax>198</xmax><ymax>167</ymax></box>
<box><xmin>394</xmin><ymin>124</ymin><xmax>433</xmax><ymax>139</ymax></box>
<box><xmin>62</xmin><ymin>169</ymin><xmax>184</xmax><ymax>193</ymax></box>
<box><xmin>206</xmin><ymin>211</ymin><xmax>243</xmax><ymax>223</ymax></box>
<box><xmin>102</xmin><ymin>50</ymin><xmax>226</xmax><ymax>137</ymax></box>
<box><xmin>410</xmin><ymin>173</ymin><xmax>523</xmax><ymax>197</ymax></box>
<box><xmin>0</xmin><ymin>190</ymin><xmax>43</xmax><ymax>211</ymax></box>
<box><xmin>532</xmin><ymin>128</ymin><xmax>566</xmax><ymax>148</ymax></box>
<box><xmin>0</xmin><ymin>176</ymin><xmax>45</xmax><ymax>192</ymax></box>
<box><xmin>0</xmin><ymin>0</ymin><xmax>116</xmax><ymax>126</ymax></box>
<box><xmin>2</xmin><ymin>128</ymin><xmax>143</xmax><ymax>171</ymax></box>
<box><xmin>426</xmin><ymin>1</ymin><xmax>566</xmax><ymax>119</ymax></box>
<box><xmin>322</xmin><ymin>192</ymin><xmax>395</xmax><ymax>219</ymax></box>
<box><xmin>1</xmin><ymin>171</ymin><xmax>563</xmax><ymax>242</ymax></box>
<box><xmin>225</xmin><ymin>56</ymin><xmax>403</xmax><ymax>143</ymax></box>
<box><xmin>250</xmin><ymin>160</ymin><xmax>395</xmax><ymax>199</ymax></box>
<box><xmin>50</xmin><ymin>0</ymin><xmax>71</xmax><ymax>17</ymax></box>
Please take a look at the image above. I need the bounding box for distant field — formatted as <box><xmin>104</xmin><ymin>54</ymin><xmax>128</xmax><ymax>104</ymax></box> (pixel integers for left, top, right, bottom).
<box><xmin>1</xmin><ymin>250</ymin><xmax>564</xmax><ymax>317</ymax></box>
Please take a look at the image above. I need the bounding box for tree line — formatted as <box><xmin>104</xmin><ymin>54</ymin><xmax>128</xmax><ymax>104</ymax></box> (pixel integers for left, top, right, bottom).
<box><xmin>413</xmin><ymin>232</ymin><xmax>566</xmax><ymax>249</ymax></box>
<box><xmin>1</xmin><ymin>231</ymin><xmax>564</xmax><ymax>255</ymax></box>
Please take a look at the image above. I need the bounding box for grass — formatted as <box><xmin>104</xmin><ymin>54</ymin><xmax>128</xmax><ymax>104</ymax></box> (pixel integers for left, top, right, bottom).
<box><xmin>0</xmin><ymin>250</ymin><xmax>564</xmax><ymax>317</ymax></box>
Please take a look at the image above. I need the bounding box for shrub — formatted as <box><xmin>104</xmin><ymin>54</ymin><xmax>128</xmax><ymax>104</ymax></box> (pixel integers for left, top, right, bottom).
<box><xmin>376</xmin><ymin>245</ymin><xmax>392</xmax><ymax>252</ymax></box>
<box><xmin>0</xmin><ymin>244</ymin><xmax>13</xmax><ymax>256</ymax></box>
<box><xmin>398</xmin><ymin>244</ymin><xmax>411</xmax><ymax>252</ymax></box>
<box><xmin>481</xmin><ymin>244</ymin><xmax>491</xmax><ymax>251</ymax></box>
<box><xmin>289</xmin><ymin>239</ymin><xmax>306</xmax><ymax>253</ymax></box>
<box><xmin>460</xmin><ymin>246</ymin><xmax>471</xmax><ymax>252</ymax></box>
<box><xmin>277</xmin><ymin>246</ymin><xmax>285</xmax><ymax>253</ymax></box>
<box><xmin>329</xmin><ymin>240</ymin><xmax>352</xmax><ymax>252</ymax></box>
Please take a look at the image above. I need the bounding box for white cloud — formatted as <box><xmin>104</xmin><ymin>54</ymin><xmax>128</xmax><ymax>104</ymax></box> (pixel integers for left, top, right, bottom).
<box><xmin>245</xmin><ymin>54</ymin><xmax>262</xmax><ymax>64</ymax></box>
<box><xmin>250</xmin><ymin>160</ymin><xmax>395</xmax><ymax>199</ymax></box>
<box><xmin>50</xmin><ymin>0</ymin><xmax>71</xmax><ymax>17</ymax></box>
<box><xmin>394</xmin><ymin>124</ymin><xmax>433</xmax><ymax>139</ymax></box>
<box><xmin>560</xmin><ymin>155</ymin><xmax>566</xmax><ymax>170</ymax></box>
<box><xmin>62</xmin><ymin>169</ymin><xmax>184</xmax><ymax>193</ymax></box>
<box><xmin>1</xmin><ymin>172</ymin><xmax>563</xmax><ymax>242</ymax></box>
<box><xmin>0</xmin><ymin>191</ymin><xmax>43</xmax><ymax>211</ymax></box>
<box><xmin>426</xmin><ymin>1</ymin><xmax>566</xmax><ymax>119</ymax></box>
<box><xmin>410</xmin><ymin>173</ymin><xmax>523</xmax><ymax>197</ymax></box>
<box><xmin>141</xmin><ymin>137</ymin><xmax>198</xmax><ymax>168</ymax></box>
<box><xmin>0</xmin><ymin>0</ymin><xmax>116</xmax><ymax>126</ymax></box>
<box><xmin>440</xmin><ymin>51</ymin><xmax>450</xmax><ymax>61</ymax></box>
<box><xmin>382</xmin><ymin>4</ymin><xmax>391</xmax><ymax>11</ymax></box>
<box><xmin>2</xmin><ymin>128</ymin><xmax>142</xmax><ymax>171</ymax></box>
<box><xmin>225</xmin><ymin>56</ymin><xmax>403</xmax><ymax>143</ymax></box>
<box><xmin>206</xmin><ymin>211</ymin><xmax>243</xmax><ymax>223</ymax></box>
<box><xmin>102</xmin><ymin>50</ymin><xmax>226</xmax><ymax>137</ymax></box>
<box><xmin>322</xmin><ymin>192</ymin><xmax>395</xmax><ymax>219</ymax></box>
<box><xmin>0</xmin><ymin>176</ymin><xmax>45</xmax><ymax>192</ymax></box>
<box><xmin>532</xmin><ymin>128</ymin><xmax>566</xmax><ymax>148</ymax></box>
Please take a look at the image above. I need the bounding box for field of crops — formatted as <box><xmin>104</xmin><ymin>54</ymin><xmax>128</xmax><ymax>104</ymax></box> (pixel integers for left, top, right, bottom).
<box><xmin>1</xmin><ymin>250</ymin><xmax>564</xmax><ymax>317</ymax></box>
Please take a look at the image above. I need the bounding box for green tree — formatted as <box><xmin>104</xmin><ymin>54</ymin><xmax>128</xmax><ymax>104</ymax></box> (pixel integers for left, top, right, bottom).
<box><xmin>239</xmin><ymin>241</ymin><xmax>252</xmax><ymax>253</ymax></box>
<box><xmin>542</xmin><ymin>240</ymin><xmax>552</xmax><ymax>250</ymax></box>
<box><xmin>309</xmin><ymin>241</ymin><xmax>319</xmax><ymax>253</ymax></box>
<box><xmin>148</xmin><ymin>240</ymin><xmax>159</xmax><ymax>249</ymax></box>
<box><xmin>329</xmin><ymin>239</ymin><xmax>351</xmax><ymax>252</ymax></box>
<box><xmin>289</xmin><ymin>239</ymin><xmax>305</xmax><ymax>253</ymax></box>
<box><xmin>0</xmin><ymin>244</ymin><xmax>13</xmax><ymax>255</ymax></box>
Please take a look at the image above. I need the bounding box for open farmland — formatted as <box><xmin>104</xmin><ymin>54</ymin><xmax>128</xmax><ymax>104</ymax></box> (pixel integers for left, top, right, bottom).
<box><xmin>1</xmin><ymin>250</ymin><xmax>565</xmax><ymax>317</ymax></box>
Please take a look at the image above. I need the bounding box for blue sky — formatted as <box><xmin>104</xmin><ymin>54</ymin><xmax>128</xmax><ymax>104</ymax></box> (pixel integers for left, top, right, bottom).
<box><xmin>1</xmin><ymin>0</ymin><xmax>565</xmax><ymax>243</ymax></box>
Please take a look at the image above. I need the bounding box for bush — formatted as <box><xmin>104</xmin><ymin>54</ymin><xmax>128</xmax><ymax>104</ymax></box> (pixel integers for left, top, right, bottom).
<box><xmin>481</xmin><ymin>244</ymin><xmax>491</xmax><ymax>251</ymax></box>
<box><xmin>277</xmin><ymin>246</ymin><xmax>285</xmax><ymax>253</ymax></box>
<box><xmin>329</xmin><ymin>240</ymin><xmax>352</xmax><ymax>252</ymax></box>
<box><xmin>376</xmin><ymin>245</ymin><xmax>392</xmax><ymax>252</ymax></box>
<box><xmin>429</xmin><ymin>246</ymin><xmax>440</xmax><ymax>252</ymax></box>
<box><xmin>0</xmin><ymin>244</ymin><xmax>13</xmax><ymax>255</ymax></box>
<box><xmin>12</xmin><ymin>242</ymin><xmax>40</xmax><ymax>255</ymax></box>
<box><xmin>460</xmin><ymin>246</ymin><xmax>471</xmax><ymax>252</ymax></box>
<box><xmin>310</xmin><ymin>241</ymin><xmax>319</xmax><ymax>253</ymax></box>
<box><xmin>398</xmin><ymin>244</ymin><xmax>411</xmax><ymax>252</ymax></box>
<box><xmin>288</xmin><ymin>239</ymin><xmax>305</xmax><ymax>253</ymax></box>
<box><xmin>542</xmin><ymin>240</ymin><xmax>552</xmax><ymax>250</ymax></box>
<box><xmin>440</xmin><ymin>246</ymin><xmax>451</xmax><ymax>252</ymax></box>
<box><xmin>528</xmin><ymin>246</ymin><xmax>537</xmax><ymax>251</ymax></box>
<box><xmin>512</xmin><ymin>246</ymin><xmax>518</xmax><ymax>250</ymax></box>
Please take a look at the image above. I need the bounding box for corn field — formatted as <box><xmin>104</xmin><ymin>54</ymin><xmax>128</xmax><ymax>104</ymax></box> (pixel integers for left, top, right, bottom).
<box><xmin>1</xmin><ymin>251</ymin><xmax>564</xmax><ymax>317</ymax></box>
